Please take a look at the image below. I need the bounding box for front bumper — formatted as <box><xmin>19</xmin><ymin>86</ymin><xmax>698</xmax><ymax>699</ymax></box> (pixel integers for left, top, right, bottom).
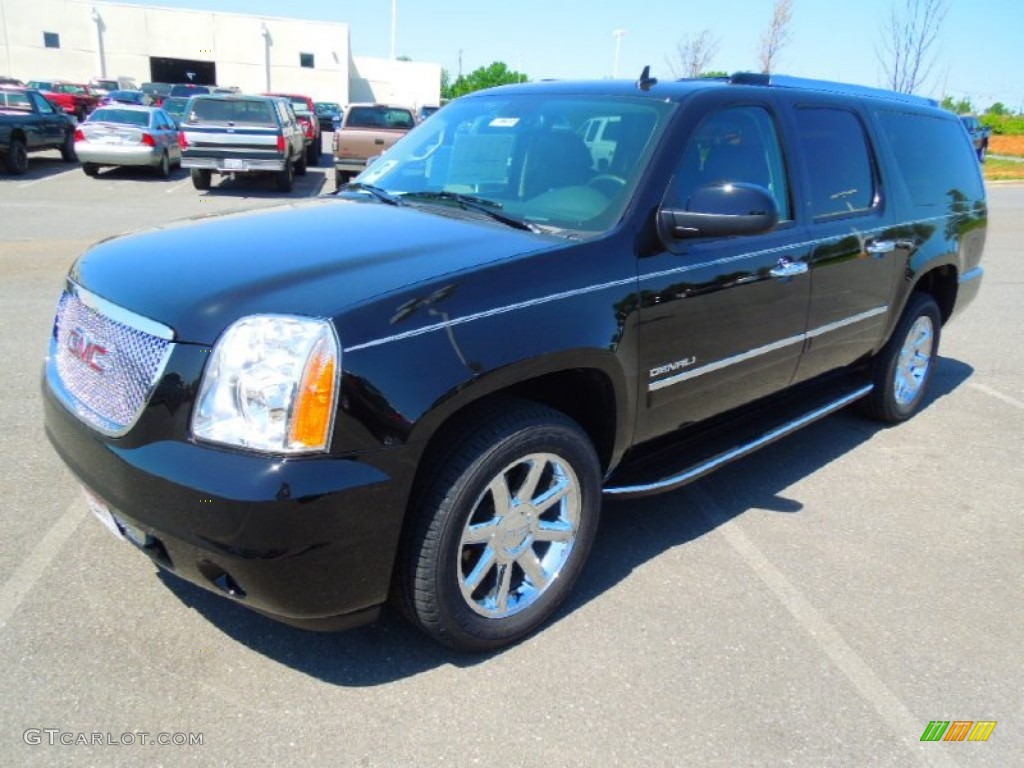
<box><xmin>42</xmin><ymin>374</ymin><xmax>413</xmax><ymax>628</ymax></box>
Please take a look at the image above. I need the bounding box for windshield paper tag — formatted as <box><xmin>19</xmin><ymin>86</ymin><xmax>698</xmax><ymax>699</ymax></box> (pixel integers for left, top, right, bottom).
<box><xmin>489</xmin><ymin>117</ymin><xmax>519</xmax><ymax>128</ymax></box>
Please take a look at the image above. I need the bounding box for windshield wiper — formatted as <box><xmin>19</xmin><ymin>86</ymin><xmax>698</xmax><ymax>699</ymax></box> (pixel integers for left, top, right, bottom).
<box><xmin>338</xmin><ymin>182</ymin><xmax>405</xmax><ymax>206</ymax></box>
<box><xmin>399</xmin><ymin>191</ymin><xmax>540</xmax><ymax>233</ymax></box>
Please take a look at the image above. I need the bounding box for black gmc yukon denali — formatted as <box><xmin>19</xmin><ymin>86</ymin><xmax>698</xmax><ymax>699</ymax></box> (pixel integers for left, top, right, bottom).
<box><xmin>43</xmin><ymin>73</ymin><xmax>986</xmax><ymax>651</ymax></box>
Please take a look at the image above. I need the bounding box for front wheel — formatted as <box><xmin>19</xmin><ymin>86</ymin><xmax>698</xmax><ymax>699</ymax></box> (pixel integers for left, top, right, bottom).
<box><xmin>400</xmin><ymin>400</ymin><xmax>601</xmax><ymax>652</ymax></box>
<box><xmin>861</xmin><ymin>293</ymin><xmax>942</xmax><ymax>423</ymax></box>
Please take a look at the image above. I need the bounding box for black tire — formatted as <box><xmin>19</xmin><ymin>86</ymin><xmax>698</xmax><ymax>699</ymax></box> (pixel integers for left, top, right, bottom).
<box><xmin>60</xmin><ymin>130</ymin><xmax>77</xmax><ymax>162</ymax></box>
<box><xmin>399</xmin><ymin>400</ymin><xmax>601</xmax><ymax>652</ymax></box>
<box><xmin>155</xmin><ymin>151</ymin><xmax>170</xmax><ymax>178</ymax></box>
<box><xmin>275</xmin><ymin>159</ymin><xmax>294</xmax><ymax>192</ymax></box>
<box><xmin>306</xmin><ymin>140</ymin><xmax>319</xmax><ymax>166</ymax></box>
<box><xmin>5</xmin><ymin>137</ymin><xmax>28</xmax><ymax>174</ymax></box>
<box><xmin>295</xmin><ymin>149</ymin><xmax>307</xmax><ymax>176</ymax></box>
<box><xmin>82</xmin><ymin>163</ymin><xmax>100</xmax><ymax>177</ymax></box>
<box><xmin>335</xmin><ymin>170</ymin><xmax>350</xmax><ymax>192</ymax></box>
<box><xmin>861</xmin><ymin>293</ymin><xmax>942</xmax><ymax>423</ymax></box>
<box><xmin>978</xmin><ymin>143</ymin><xmax>987</xmax><ymax>163</ymax></box>
<box><xmin>190</xmin><ymin>168</ymin><xmax>211</xmax><ymax>191</ymax></box>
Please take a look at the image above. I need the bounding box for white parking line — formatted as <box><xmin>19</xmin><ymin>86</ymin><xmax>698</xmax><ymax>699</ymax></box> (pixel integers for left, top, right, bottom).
<box><xmin>0</xmin><ymin>497</ymin><xmax>83</xmax><ymax>630</ymax></box>
<box><xmin>968</xmin><ymin>381</ymin><xmax>1024</xmax><ymax>410</ymax></box>
<box><xmin>691</xmin><ymin>488</ymin><xmax>960</xmax><ymax>768</ymax></box>
<box><xmin>165</xmin><ymin>177</ymin><xmax>191</xmax><ymax>194</ymax></box>
<box><xmin>16</xmin><ymin>168</ymin><xmax>79</xmax><ymax>189</ymax></box>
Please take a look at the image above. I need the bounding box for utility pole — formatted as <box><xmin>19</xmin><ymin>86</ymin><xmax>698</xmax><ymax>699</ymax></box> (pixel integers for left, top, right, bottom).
<box><xmin>612</xmin><ymin>29</ymin><xmax>626</xmax><ymax>78</ymax></box>
<box><xmin>390</xmin><ymin>0</ymin><xmax>397</xmax><ymax>59</ymax></box>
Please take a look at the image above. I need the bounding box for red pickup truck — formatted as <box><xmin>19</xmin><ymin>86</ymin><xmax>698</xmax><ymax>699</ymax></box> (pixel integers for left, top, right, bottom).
<box><xmin>27</xmin><ymin>80</ymin><xmax>99</xmax><ymax>120</ymax></box>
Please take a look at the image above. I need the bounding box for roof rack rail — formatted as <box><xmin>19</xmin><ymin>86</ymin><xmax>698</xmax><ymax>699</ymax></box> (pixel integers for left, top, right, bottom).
<box><xmin>728</xmin><ymin>72</ymin><xmax>938</xmax><ymax>107</ymax></box>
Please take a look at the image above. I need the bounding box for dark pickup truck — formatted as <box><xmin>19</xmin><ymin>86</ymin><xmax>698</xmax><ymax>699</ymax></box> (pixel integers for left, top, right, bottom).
<box><xmin>959</xmin><ymin>115</ymin><xmax>991</xmax><ymax>161</ymax></box>
<box><xmin>42</xmin><ymin>72</ymin><xmax>986</xmax><ymax>651</ymax></box>
<box><xmin>0</xmin><ymin>86</ymin><xmax>77</xmax><ymax>173</ymax></box>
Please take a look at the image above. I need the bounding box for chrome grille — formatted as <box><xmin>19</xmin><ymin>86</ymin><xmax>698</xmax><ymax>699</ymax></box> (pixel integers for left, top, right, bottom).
<box><xmin>49</xmin><ymin>287</ymin><xmax>173</xmax><ymax>435</ymax></box>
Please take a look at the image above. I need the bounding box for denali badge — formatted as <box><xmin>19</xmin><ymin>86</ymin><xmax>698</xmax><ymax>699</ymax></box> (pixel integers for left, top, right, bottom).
<box><xmin>650</xmin><ymin>357</ymin><xmax>696</xmax><ymax>378</ymax></box>
<box><xmin>67</xmin><ymin>327</ymin><xmax>110</xmax><ymax>373</ymax></box>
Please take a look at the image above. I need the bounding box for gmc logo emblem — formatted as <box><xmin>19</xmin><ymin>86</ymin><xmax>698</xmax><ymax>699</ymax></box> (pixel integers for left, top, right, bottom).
<box><xmin>67</xmin><ymin>327</ymin><xmax>110</xmax><ymax>373</ymax></box>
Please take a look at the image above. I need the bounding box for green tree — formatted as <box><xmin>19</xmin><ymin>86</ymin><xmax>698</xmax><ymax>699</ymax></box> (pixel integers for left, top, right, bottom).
<box><xmin>443</xmin><ymin>61</ymin><xmax>528</xmax><ymax>100</ymax></box>
<box><xmin>985</xmin><ymin>102</ymin><xmax>1007</xmax><ymax>116</ymax></box>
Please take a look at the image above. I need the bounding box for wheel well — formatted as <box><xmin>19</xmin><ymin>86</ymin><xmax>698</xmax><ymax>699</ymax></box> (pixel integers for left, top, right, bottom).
<box><xmin>913</xmin><ymin>265</ymin><xmax>957</xmax><ymax>324</ymax></box>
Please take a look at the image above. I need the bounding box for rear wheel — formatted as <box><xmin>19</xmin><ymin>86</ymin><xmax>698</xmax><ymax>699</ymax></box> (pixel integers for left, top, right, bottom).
<box><xmin>306</xmin><ymin>139</ymin><xmax>319</xmax><ymax>166</ymax></box>
<box><xmin>190</xmin><ymin>168</ymin><xmax>211</xmax><ymax>190</ymax></box>
<box><xmin>295</xmin><ymin>150</ymin><xmax>307</xmax><ymax>176</ymax></box>
<box><xmin>60</xmin><ymin>130</ymin><xmax>77</xmax><ymax>162</ymax></box>
<box><xmin>155</xmin><ymin>151</ymin><xmax>170</xmax><ymax>178</ymax></box>
<box><xmin>275</xmin><ymin>159</ymin><xmax>295</xmax><ymax>192</ymax></box>
<box><xmin>399</xmin><ymin>400</ymin><xmax>601</xmax><ymax>652</ymax></box>
<box><xmin>861</xmin><ymin>293</ymin><xmax>942</xmax><ymax>423</ymax></box>
<box><xmin>5</xmin><ymin>137</ymin><xmax>28</xmax><ymax>174</ymax></box>
<box><xmin>82</xmin><ymin>163</ymin><xmax>100</xmax><ymax>177</ymax></box>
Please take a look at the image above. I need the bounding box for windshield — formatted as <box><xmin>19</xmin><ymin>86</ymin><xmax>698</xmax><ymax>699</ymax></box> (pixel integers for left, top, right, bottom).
<box><xmin>356</xmin><ymin>93</ymin><xmax>674</xmax><ymax>235</ymax></box>
<box><xmin>88</xmin><ymin>108</ymin><xmax>150</xmax><ymax>126</ymax></box>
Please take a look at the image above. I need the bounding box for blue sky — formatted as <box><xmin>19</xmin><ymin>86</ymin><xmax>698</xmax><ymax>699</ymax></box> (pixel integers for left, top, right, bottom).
<box><xmin>112</xmin><ymin>0</ymin><xmax>1020</xmax><ymax>110</ymax></box>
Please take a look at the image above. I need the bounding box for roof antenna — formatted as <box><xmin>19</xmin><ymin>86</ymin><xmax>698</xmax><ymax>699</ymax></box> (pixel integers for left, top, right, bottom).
<box><xmin>636</xmin><ymin>65</ymin><xmax>658</xmax><ymax>91</ymax></box>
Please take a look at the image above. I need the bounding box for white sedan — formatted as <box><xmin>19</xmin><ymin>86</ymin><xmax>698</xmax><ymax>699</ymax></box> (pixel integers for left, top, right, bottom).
<box><xmin>75</xmin><ymin>105</ymin><xmax>181</xmax><ymax>178</ymax></box>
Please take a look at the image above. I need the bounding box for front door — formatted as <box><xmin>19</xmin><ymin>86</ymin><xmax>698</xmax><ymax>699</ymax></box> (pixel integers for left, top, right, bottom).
<box><xmin>635</xmin><ymin>103</ymin><xmax>811</xmax><ymax>445</ymax></box>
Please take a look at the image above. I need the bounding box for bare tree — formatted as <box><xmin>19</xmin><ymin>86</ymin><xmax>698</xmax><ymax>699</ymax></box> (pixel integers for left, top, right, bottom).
<box><xmin>877</xmin><ymin>0</ymin><xmax>949</xmax><ymax>93</ymax></box>
<box><xmin>759</xmin><ymin>0</ymin><xmax>795</xmax><ymax>74</ymax></box>
<box><xmin>666</xmin><ymin>29</ymin><xmax>721</xmax><ymax>79</ymax></box>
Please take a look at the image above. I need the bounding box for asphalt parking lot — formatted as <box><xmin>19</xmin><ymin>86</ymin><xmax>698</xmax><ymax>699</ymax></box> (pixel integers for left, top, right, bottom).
<box><xmin>0</xmin><ymin>146</ymin><xmax>1020</xmax><ymax>767</ymax></box>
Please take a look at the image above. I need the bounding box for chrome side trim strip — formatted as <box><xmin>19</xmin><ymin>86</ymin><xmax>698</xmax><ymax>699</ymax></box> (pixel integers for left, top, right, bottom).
<box><xmin>603</xmin><ymin>384</ymin><xmax>874</xmax><ymax>497</ymax></box>
<box><xmin>649</xmin><ymin>333</ymin><xmax>805</xmax><ymax>391</ymax></box>
<box><xmin>803</xmin><ymin>306</ymin><xmax>888</xmax><ymax>339</ymax></box>
<box><xmin>69</xmin><ymin>280</ymin><xmax>175</xmax><ymax>340</ymax></box>
<box><xmin>343</xmin><ymin>276</ymin><xmax>637</xmax><ymax>353</ymax></box>
<box><xmin>649</xmin><ymin>306</ymin><xmax>888</xmax><ymax>392</ymax></box>
<box><xmin>959</xmin><ymin>266</ymin><xmax>984</xmax><ymax>284</ymax></box>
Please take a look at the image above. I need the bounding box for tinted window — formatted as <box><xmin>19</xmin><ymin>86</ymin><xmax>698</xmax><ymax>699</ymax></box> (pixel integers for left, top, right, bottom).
<box><xmin>346</xmin><ymin>106</ymin><xmax>415</xmax><ymax>129</ymax></box>
<box><xmin>89</xmin><ymin>108</ymin><xmax>150</xmax><ymax>127</ymax></box>
<box><xmin>795</xmin><ymin>108</ymin><xmax>876</xmax><ymax>218</ymax></box>
<box><xmin>667</xmin><ymin>105</ymin><xmax>792</xmax><ymax>221</ymax></box>
<box><xmin>878</xmin><ymin>110</ymin><xmax>985</xmax><ymax>206</ymax></box>
<box><xmin>187</xmin><ymin>98</ymin><xmax>277</xmax><ymax>126</ymax></box>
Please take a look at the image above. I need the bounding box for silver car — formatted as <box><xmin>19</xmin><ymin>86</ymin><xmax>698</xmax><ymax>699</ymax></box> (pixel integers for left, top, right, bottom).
<box><xmin>75</xmin><ymin>105</ymin><xmax>181</xmax><ymax>178</ymax></box>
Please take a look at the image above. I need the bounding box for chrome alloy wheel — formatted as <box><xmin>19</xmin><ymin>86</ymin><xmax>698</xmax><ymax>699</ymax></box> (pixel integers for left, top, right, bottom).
<box><xmin>457</xmin><ymin>452</ymin><xmax>581</xmax><ymax>619</ymax></box>
<box><xmin>894</xmin><ymin>315</ymin><xmax>934</xmax><ymax>406</ymax></box>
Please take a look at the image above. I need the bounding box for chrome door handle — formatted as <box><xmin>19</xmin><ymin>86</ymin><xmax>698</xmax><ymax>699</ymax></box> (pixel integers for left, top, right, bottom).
<box><xmin>769</xmin><ymin>258</ymin><xmax>808</xmax><ymax>279</ymax></box>
<box><xmin>866</xmin><ymin>240</ymin><xmax>896</xmax><ymax>257</ymax></box>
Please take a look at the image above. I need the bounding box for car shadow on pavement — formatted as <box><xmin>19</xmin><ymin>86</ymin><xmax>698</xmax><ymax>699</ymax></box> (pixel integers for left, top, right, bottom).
<box><xmin>0</xmin><ymin>155</ymin><xmax>78</xmax><ymax>181</ymax></box>
<box><xmin>187</xmin><ymin>167</ymin><xmax>328</xmax><ymax>197</ymax></box>
<box><xmin>84</xmin><ymin>165</ymin><xmax>190</xmax><ymax>182</ymax></box>
<box><xmin>159</xmin><ymin>357</ymin><xmax>974</xmax><ymax>686</ymax></box>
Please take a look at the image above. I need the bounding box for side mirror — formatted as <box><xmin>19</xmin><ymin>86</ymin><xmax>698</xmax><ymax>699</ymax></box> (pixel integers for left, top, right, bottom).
<box><xmin>659</xmin><ymin>182</ymin><xmax>779</xmax><ymax>240</ymax></box>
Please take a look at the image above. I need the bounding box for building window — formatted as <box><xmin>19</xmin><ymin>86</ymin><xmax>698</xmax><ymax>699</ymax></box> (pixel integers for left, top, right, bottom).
<box><xmin>300</xmin><ymin>53</ymin><xmax>314</xmax><ymax>69</ymax></box>
<box><xmin>43</xmin><ymin>32</ymin><xmax>60</xmax><ymax>49</ymax></box>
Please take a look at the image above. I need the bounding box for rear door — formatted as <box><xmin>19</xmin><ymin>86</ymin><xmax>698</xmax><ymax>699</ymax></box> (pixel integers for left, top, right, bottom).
<box><xmin>777</xmin><ymin>94</ymin><xmax>903</xmax><ymax>383</ymax></box>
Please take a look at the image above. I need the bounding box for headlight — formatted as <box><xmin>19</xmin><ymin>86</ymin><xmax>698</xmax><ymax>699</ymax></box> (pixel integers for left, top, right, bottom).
<box><xmin>192</xmin><ymin>316</ymin><xmax>339</xmax><ymax>453</ymax></box>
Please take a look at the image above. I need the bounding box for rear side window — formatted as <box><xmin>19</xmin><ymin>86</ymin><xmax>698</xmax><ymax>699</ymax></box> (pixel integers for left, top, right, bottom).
<box><xmin>876</xmin><ymin>110</ymin><xmax>985</xmax><ymax>207</ymax></box>
<box><xmin>794</xmin><ymin>108</ymin><xmax>876</xmax><ymax>218</ymax></box>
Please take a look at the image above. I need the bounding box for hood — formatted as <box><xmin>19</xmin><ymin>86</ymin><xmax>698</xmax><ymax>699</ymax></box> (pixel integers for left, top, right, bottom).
<box><xmin>70</xmin><ymin>198</ymin><xmax>555</xmax><ymax>343</ymax></box>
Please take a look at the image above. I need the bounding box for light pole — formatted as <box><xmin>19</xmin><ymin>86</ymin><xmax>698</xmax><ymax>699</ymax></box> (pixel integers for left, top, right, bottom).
<box><xmin>390</xmin><ymin>0</ymin><xmax>397</xmax><ymax>59</ymax></box>
<box><xmin>91</xmin><ymin>7</ymin><xmax>107</xmax><ymax>78</ymax></box>
<box><xmin>260</xmin><ymin>22</ymin><xmax>271</xmax><ymax>91</ymax></box>
<box><xmin>612</xmin><ymin>29</ymin><xmax>626</xmax><ymax>79</ymax></box>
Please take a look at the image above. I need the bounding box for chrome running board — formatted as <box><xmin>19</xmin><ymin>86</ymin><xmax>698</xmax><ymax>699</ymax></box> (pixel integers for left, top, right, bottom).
<box><xmin>603</xmin><ymin>384</ymin><xmax>873</xmax><ymax>498</ymax></box>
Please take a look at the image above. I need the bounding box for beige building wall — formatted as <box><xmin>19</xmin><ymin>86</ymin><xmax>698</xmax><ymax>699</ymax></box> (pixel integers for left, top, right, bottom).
<box><xmin>0</xmin><ymin>0</ymin><xmax>450</xmax><ymax>107</ymax></box>
<box><xmin>349</xmin><ymin>56</ymin><xmax>441</xmax><ymax>109</ymax></box>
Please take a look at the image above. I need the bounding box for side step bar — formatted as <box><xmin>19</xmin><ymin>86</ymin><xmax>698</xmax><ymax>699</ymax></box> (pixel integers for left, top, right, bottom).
<box><xmin>603</xmin><ymin>384</ymin><xmax>873</xmax><ymax>499</ymax></box>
